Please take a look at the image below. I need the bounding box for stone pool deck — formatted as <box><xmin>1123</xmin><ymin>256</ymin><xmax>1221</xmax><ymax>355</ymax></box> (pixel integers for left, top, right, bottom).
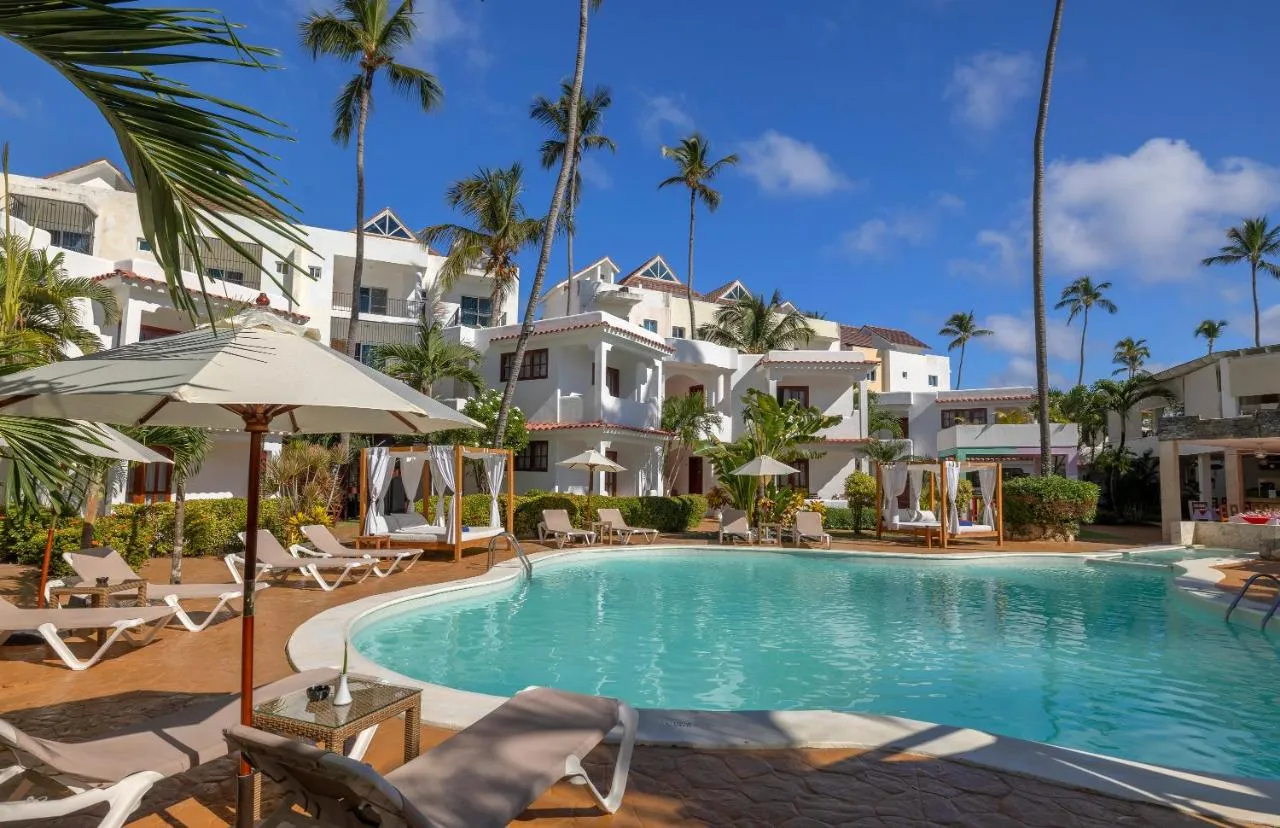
<box><xmin>0</xmin><ymin>529</ymin><xmax>1256</xmax><ymax>827</ymax></box>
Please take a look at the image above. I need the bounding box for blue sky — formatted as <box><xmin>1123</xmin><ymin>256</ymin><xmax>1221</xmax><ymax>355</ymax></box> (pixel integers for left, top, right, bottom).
<box><xmin>3</xmin><ymin>0</ymin><xmax>1280</xmax><ymax>388</ymax></box>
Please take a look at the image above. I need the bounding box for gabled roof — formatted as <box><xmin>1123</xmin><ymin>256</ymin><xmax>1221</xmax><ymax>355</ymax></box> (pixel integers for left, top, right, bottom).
<box><xmin>537</xmin><ymin>256</ymin><xmax>622</xmax><ymax>302</ymax></box>
<box><xmin>44</xmin><ymin>158</ymin><xmax>134</xmax><ymax>192</ymax></box>
<box><xmin>703</xmin><ymin>279</ymin><xmax>752</xmax><ymax>304</ymax></box>
<box><xmin>861</xmin><ymin>324</ymin><xmax>931</xmax><ymax>350</ymax></box>
<box><xmin>360</xmin><ymin>207</ymin><xmax>417</xmax><ymax>242</ymax></box>
<box><xmin>839</xmin><ymin>324</ymin><xmax>876</xmax><ymax>348</ymax></box>
<box><xmin>92</xmin><ymin>269</ymin><xmax>310</xmax><ymax>323</ymax></box>
<box><xmin>616</xmin><ymin>255</ymin><xmax>700</xmax><ymax>298</ymax></box>
<box><xmin>936</xmin><ymin>388</ymin><xmax>1034</xmax><ymax>404</ymax></box>
<box><xmin>1150</xmin><ymin>344</ymin><xmax>1280</xmax><ymax>383</ymax></box>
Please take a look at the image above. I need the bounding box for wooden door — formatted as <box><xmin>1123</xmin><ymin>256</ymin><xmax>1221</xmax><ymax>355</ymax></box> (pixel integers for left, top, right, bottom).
<box><xmin>688</xmin><ymin>456</ymin><xmax>704</xmax><ymax>494</ymax></box>
<box><xmin>605</xmin><ymin>450</ymin><xmax>619</xmax><ymax>496</ymax></box>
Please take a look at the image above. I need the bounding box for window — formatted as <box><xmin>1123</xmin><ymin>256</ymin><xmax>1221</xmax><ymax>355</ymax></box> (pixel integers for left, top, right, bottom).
<box><xmin>721</xmin><ymin>283</ymin><xmax>750</xmax><ymax>301</ymax></box>
<box><xmin>642</xmin><ymin>319</ymin><xmax>658</xmax><ymax>333</ymax></box>
<box><xmin>785</xmin><ymin>459</ymin><xmax>810</xmax><ymax>493</ymax></box>
<box><xmin>604</xmin><ymin>450</ymin><xmax>619</xmax><ymax>496</ymax></box>
<box><xmin>354</xmin><ymin>343</ymin><xmax>380</xmax><ymax>367</ymax></box>
<box><xmin>868</xmin><ymin>368</ymin><xmax>877</xmax><ymax>382</ymax></box>
<box><xmin>7</xmin><ymin>194</ymin><xmax>95</xmax><ymax>254</ymax></box>
<box><xmin>358</xmin><ymin>286</ymin><xmax>388</xmax><ymax>315</ymax></box>
<box><xmin>129</xmin><ymin>447</ymin><xmax>174</xmax><ymax>504</ymax></box>
<box><xmin>137</xmin><ymin>237</ymin><xmax>152</xmax><ymax>252</ymax></box>
<box><xmin>1240</xmin><ymin>394</ymin><xmax>1280</xmax><ymax>414</ymax></box>
<box><xmin>927</xmin><ymin>375</ymin><xmax>939</xmax><ymax>387</ymax></box>
<box><xmin>275</xmin><ymin>260</ymin><xmax>289</xmax><ymax>277</ymax></box>
<box><xmin>672</xmin><ymin>326</ymin><xmax>686</xmax><ymax>338</ymax></box>
<box><xmin>362</xmin><ymin>210</ymin><xmax>414</xmax><ymax>240</ymax></box>
<box><xmin>605</xmin><ymin>367</ymin><xmax>620</xmax><ymax>397</ymax></box>
<box><xmin>308</xmin><ymin>265</ymin><xmax>323</xmax><ymax>281</ymax></box>
<box><xmin>138</xmin><ymin>325</ymin><xmax>179</xmax><ymax>342</ymax></box>
<box><xmin>901</xmin><ymin>371</ymin><xmax>908</xmax><ymax>379</ymax></box>
<box><xmin>500</xmin><ymin>348</ymin><xmax>549</xmax><ymax>381</ymax></box>
<box><xmin>48</xmin><ymin>229</ymin><xmax>92</xmax><ymax>253</ymax></box>
<box><xmin>690</xmin><ymin>384</ymin><xmax>705</xmax><ymax>399</ymax></box>
<box><xmin>942</xmin><ymin>408</ymin><xmax>989</xmax><ymax>428</ymax></box>
<box><xmin>208</xmin><ymin>268</ymin><xmax>244</xmax><ymax>285</ymax></box>
<box><xmin>639</xmin><ymin>258</ymin><xmax>678</xmax><ymax>282</ymax></box>
<box><xmin>777</xmin><ymin>386</ymin><xmax>809</xmax><ymax>408</ymax></box>
<box><xmin>460</xmin><ymin>295</ymin><xmax>492</xmax><ymax>327</ymax></box>
<box><xmin>515</xmin><ymin>441</ymin><xmax>549</xmax><ymax>472</ymax></box>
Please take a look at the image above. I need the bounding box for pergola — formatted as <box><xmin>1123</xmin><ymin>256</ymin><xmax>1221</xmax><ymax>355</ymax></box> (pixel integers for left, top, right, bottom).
<box><xmin>874</xmin><ymin>459</ymin><xmax>1004</xmax><ymax>549</ymax></box>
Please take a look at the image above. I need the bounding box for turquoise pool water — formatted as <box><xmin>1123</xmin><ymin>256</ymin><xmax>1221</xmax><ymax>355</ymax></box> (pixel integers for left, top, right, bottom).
<box><xmin>354</xmin><ymin>550</ymin><xmax>1280</xmax><ymax>779</ymax></box>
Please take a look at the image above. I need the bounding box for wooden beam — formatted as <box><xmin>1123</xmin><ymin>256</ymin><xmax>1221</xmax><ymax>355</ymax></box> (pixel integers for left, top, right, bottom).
<box><xmin>453</xmin><ymin>443</ymin><xmax>464</xmax><ymax>562</ymax></box>
<box><xmin>996</xmin><ymin>462</ymin><xmax>1005</xmax><ymax>547</ymax></box>
<box><xmin>938</xmin><ymin>461</ymin><xmax>949</xmax><ymax>550</ymax></box>
<box><xmin>358</xmin><ymin>446</ymin><xmax>368</xmax><ymax>536</ymax></box>
<box><xmin>505</xmin><ymin>447</ymin><xmax>515</xmax><ymax>533</ymax></box>
<box><xmin>874</xmin><ymin>462</ymin><xmax>882</xmax><ymax>540</ymax></box>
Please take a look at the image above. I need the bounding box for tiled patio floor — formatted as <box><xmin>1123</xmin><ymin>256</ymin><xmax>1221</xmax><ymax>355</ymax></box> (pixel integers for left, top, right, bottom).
<box><xmin>0</xmin><ymin>527</ymin><xmax>1246</xmax><ymax>827</ymax></box>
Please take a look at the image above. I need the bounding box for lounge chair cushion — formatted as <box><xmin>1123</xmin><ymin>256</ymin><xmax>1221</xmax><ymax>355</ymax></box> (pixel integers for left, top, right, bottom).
<box><xmin>0</xmin><ymin>600</ymin><xmax>176</xmax><ymax>632</ymax></box>
<box><xmin>384</xmin><ymin>513</ymin><xmax>436</xmax><ymax>534</ymax></box>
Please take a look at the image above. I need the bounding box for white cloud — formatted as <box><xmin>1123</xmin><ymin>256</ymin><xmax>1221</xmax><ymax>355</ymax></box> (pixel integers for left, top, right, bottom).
<box><xmin>945</xmin><ymin>51</ymin><xmax>1034</xmax><ymax>131</ymax></box>
<box><xmin>638</xmin><ymin>94</ymin><xmax>694</xmax><ymax>146</ymax></box>
<box><xmin>577</xmin><ymin>156</ymin><xmax>612</xmax><ymax>190</ymax></box>
<box><xmin>948</xmin><ymin>229</ymin><xmax>1023</xmax><ymax>281</ymax></box>
<box><xmin>1045</xmin><ymin>138</ymin><xmax>1280</xmax><ymax>280</ymax></box>
<box><xmin>738</xmin><ymin>131</ymin><xmax>853</xmax><ymax>197</ymax></box>
<box><xmin>840</xmin><ymin>192</ymin><xmax>964</xmax><ymax>257</ymax></box>
<box><xmin>1254</xmin><ymin>305</ymin><xmax>1280</xmax><ymax>345</ymax></box>
<box><xmin>980</xmin><ymin>313</ymin><xmax>1076</xmax><ymax>362</ymax></box>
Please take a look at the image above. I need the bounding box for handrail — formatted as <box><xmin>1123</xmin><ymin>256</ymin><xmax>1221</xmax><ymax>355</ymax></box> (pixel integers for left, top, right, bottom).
<box><xmin>1224</xmin><ymin>572</ymin><xmax>1280</xmax><ymax>629</ymax></box>
<box><xmin>487</xmin><ymin>532</ymin><xmax>532</xmax><ymax>578</ymax></box>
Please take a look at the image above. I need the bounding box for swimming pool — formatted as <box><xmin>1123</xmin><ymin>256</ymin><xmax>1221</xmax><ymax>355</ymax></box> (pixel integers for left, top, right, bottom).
<box><xmin>353</xmin><ymin>549</ymin><xmax>1280</xmax><ymax>779</ymax></box>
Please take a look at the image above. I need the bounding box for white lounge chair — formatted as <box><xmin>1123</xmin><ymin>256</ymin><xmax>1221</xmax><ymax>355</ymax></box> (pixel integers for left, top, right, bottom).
<box><xmin>228</xmin><ymin>530</ymin><xmax>376</xmax><ymax>592</ymax></box>
<box><xmin>539</xmin><ymin>509</ymin><xmax>596</xmax><ymax>548</ymax></box>
<box><xmin>226</xmin><ymin>686</ymin><xmax>637</xmax><ymax>828</ymax></box>
<box><xmin>49</xmin><ymin>547</ymin><xmax>265</xmax><ymax>632</ymax></box>
<box><xmin>718</xmin><ymin>508</ymin><xmax>756</xmax><ymax>544</ymax></box>
<box><xmin>596</xmin><ymin>508</ymin><xmax>658</xmax><ymax>545</ymax></box>
<box><xmin>790</xmin><ymin>510</ymin><xmax>831</xmax><ymax>549</ymax></box>
<box><xmin>0</xmin><ymin>596</ymin><xmax>178</xmax><ymax>671</ymax></box>
<box><xmin>299</xmin><ymin>524</ymin><xmax>424</xmax><ymax>577</ymax></box>
<box><xmin>0</xmin><ymin>668</ymin><xmax>336</xmax><ymax>828</ymax></box>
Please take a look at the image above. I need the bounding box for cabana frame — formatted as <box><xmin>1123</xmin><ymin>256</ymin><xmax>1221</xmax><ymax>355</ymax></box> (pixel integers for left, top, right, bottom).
<box><xmin>358</xmin><ymin>444</ymin><xmax>515</xmax><ymax>562</ymax></box>
<box><xmin>875</xmin><ymin>459</ymin><xmax>1004</xmax><ymax>549</ymax></box>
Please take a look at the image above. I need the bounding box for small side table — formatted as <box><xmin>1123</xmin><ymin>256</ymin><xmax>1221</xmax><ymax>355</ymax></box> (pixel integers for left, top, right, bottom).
<box><xmin>354</xmin><ymin>535</ymin><xmax>390</xmax><ymax>550</ymax></box>
<box><xmin>48</xmin><ymin>579</ymin><xmax>148</xmax><ymax>643</ymax></box>
<box><xmin>588</xmin><ymin>520</ymin><xmax>613</xmax><ymax>545</ymax></box>
<box><xmin>758</xmin><ymin>523</ymin><xmax>783</xmax><ymax>546</ymax></box>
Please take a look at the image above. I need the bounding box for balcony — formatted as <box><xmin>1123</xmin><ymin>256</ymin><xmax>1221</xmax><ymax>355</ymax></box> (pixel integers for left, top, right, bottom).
<box><xmin>601</xmin><ymin>396</ymin><xmax>661</xmax><ymax>430</ymax></box>
<box><xmin>666</xmin><ymin>338</ymin><xmax>737</xmax><ymax>370</ymax></box>
<box><xmin>331</xmin><ymin>291</ymin><xmax>421</xmax><ymax>319</ymax></box>
<box><xmin>444</xmin><ymin>305</ymin><xmax>507</xmax><ymax>328</ymax></box>
<box><xmin>817</xmin><ymin>415</ymin><xmax>865</xmax><ymax>441</ymax></box>
<box><xmin>937</xmin><ymin>423</ymin><xmax>1079</xmax><ymax>454</ymax></box>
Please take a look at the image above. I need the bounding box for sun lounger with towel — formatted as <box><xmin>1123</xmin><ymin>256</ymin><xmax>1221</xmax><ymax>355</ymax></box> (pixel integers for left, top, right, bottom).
<box><xmin>0</xmin><ymin>668</ymin><xmax>336</xmax><ymax>828</ymax></box>
<box><xmin>228</xmin><ymin>530</ymin><xmax>376</xmax><ymax>591</ymax></box>
<box><xmin>300</xmin><ymin>524</ymin><xmax>424</xmax><ymax>577</ymax></box>
<box><xmin>0</xmin><ymin>596</ymin><xmax>178</xmax><ymax>671</ymax></box>
<box><xmin>718</xmin><ymin>508</ymin><xmax>756</xmax><ymax>544</ymax></box>
<box><xmin>789</xmin><ymin>510</ymin><xmax>831</xmax><ymax>549</ymax></box>
<box><xmin>49</xmin><ymin>547</ymin><xmax>265</xmax><ymax>632</ymax></box>
<box><xmin>539</xmin><ymin>509</ymin><xmax>596</xmax><ymax>548</ymax></box>
<box><xmin>595</xmin><ymin>508</ymin><xmax>658</xmax><ymax>545</ymax></box>
<box><xmin>226</xmin><ymin>685</ymin><xmax>637</xmax><ymax>828</ymax></box>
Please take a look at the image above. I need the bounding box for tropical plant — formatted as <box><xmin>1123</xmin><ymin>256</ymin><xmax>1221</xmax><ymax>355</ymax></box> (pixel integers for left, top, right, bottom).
<box><xmin>264</xmin><ymin>440</ymin><xmax>349</xmax><ymax>526</ymax></box>
<box><xmin>658</xmin><ymin>133</ymin><xmax>739</xmax><ymax>339</ymax></box>
<box><xmin>1031</xmin><ymin>0</ymin><xmax>1066</xmax><ymax>475</ymax></box>
<box><xmin>123</xmin><ymin>426</ymin><xmax>213</xmax><ymax>583</ymax></box>
<box><xmin>1091</xmin><ymin>376</ymin><xmax>1168</xmax><ymax>450</ymax></box>
<box><xmin>493</xmin><ymin>0</ymin><xmax>601</xmax><ymax>448</ymax></box>
<box><xmin>660</xmin><ymin>392</ymin><xmax>722</xmax><ymax>493</ymax></box>
<box><xmin>1051</xmin><ymin>384</ymin><xmax>1106</xmax><ymax>451</ymax></box>
<box><xmin>1202</xmin><ymin>216</ymin><xmax>1280</xmax><ymax>347</ymax></box>
<box><xmin>431</xmin><ymin>388</ymin><xmax>530</xmax><ymax>490</ymax></box>
<box><xmin>530</xmin><ymin>82</ymin><xmax>615</xmax><ymax>316</ymax></box>
<box><xmin>301</xmin><ymin>0</ymin><xmax>442</xmax><ymax>358</ymax></box>
<box><xmin>420</xmin><ymin>163</ymin><xmax>543</xmax><ymax>324</ymax></box>
<box><xmin>1054</xmin><ymin>276</ymin><xmax>1117</xmax><ymax>386</ymax></box>
<box><xmin>938</xmin><ymin>310</ymin><xmax>991</xmax><ymax>389</ymax></box>
<box><xmin>842</xmin><ymin>470</ymin><xmax>877</xmax><ymax>534</ymax></box>
<box><xmin>1111</xmin><ymin>337</ymin><xmax>1151</xmax><ymax>379</ymax></box>
<box><xmin>0</xmin><ymin>2</ymin><xmax>308</xmax><ymax>316</ymax></box>
<box><xmin>857</xmin><ymin>439</ymin><xmax>911</xmax><ymax>465</ymax></box>
<box><xmin>376</xmin><ymin>321</ymin><xmax>482</xmax><ymax>397</ymax></box>
<box><xmin>698</xmin><ymin>290</ymin><xmax>814</xmax><ymax>353</ymax></box>
<box><xmin>1194</xmin><ymin>319</ymin><xmax>1228</xmax><ymax>355</ymax></box>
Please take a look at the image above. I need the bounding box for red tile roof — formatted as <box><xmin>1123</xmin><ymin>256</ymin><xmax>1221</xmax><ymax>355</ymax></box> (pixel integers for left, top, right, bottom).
<box><xmin>862</xmin><ymin>325</ymin><xmax>931</xmax><ymax>349</ymax></box>
<box><xmin>93</xmin><ymin>269</ymin><xmax>311</xmax><ymax>324</ymax></box>
<box><xmin>615</xmin><ymin>273</ymin><xmax>702</xmax><ymax>299</ymax></box>
<box><xmin>702</xmin><ymin>280</ymin><xmax>749</xmax><ymax>304</ymax></box>
<box><xmin>940</xmin><ymin>392</ymin><xmax>1035</xmax><ymax>404</ymax></box>
<box><xmin>526</xmin><ymin>421</ymin><xmax>671</xmax><ymax>437</ymax></box>
<box><xmin>489</xmin><ymin>320</ymin><xmax>675</xmax><ymax>353</ymax></box>
<box><xmin>838</xmin><ymin>324</ymin><xmax>876</xmax><ymax>348</ymax></box>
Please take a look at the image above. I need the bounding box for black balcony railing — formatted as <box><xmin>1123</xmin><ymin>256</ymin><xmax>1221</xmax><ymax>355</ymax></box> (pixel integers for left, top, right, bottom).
<box><xmin>445</xmin><ymin>307</ymin><xmax>506</xmax><ymax>328</ymax></box>
<box><xmin>331</xmin><ymin>291</ymin><xmax>421</xmax><ymax>318</ymax></box>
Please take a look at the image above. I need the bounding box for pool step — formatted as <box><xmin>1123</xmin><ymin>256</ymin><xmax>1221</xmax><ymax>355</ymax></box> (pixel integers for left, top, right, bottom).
<box><xmin>1086</xmin><ymin>558</ymin><xmax>1174</xmax><ymax>572</ymax></box>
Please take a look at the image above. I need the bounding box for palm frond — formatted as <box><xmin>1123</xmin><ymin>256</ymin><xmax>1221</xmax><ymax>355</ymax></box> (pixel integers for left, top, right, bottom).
<box><xmin>330</xmin><ymin>74</ymin><xmax>365</xmax><ymax>145</ymax></box>
<box><xmin>385</xmin><ymin>61</ymin><xmax>442</xmax><ymax>112</ymax></box>
<box><xmin>299</xmin><ymin>12</ymin><xmax>365</xmax><ymax>59</ymax></box>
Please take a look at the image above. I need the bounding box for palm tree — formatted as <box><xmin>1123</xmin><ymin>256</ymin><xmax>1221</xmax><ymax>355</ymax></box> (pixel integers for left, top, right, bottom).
<box><xmin>1194</xmin><ymin>319</ymin><xmax>1228</xmax><ymax>355</ymax></box>
<box><xmin>530</xmin><ymin>82</ymin><xmax>615</xmax><ymax>316</ymax></box>
<box><xmin>1111</xmin><ymin>337</ymin><xmax>1150</xmax><ymax>379</ymax></box>
<box><xmin>420</xmin><ymin>164</ymin><xmax>544</xmax><ymax>315</ymax></box>
<box><xmin>938</xmin><ymin>311</ymin><xmax>992</xmax><ymax>389</ymax></box>
<box><xmin>1092</xmin><ymin>377</ymin><xmax>1168</xmax><ymax>451</ymax></box>
<box><xmin>1202</xmin><ymin>217</ymin><xmax>1280</xmax><ymax>347</ymax></box>
<box><xmin>123</xmin><ymin>426</ymin><xmax>212</xmax><ymax>584</ymax></box>
<box><xmin>1052</xmin><ymin>384</ymin><xmax>1105</xmax><ymax>453</ymax></box>
<box><xmin>376</xmin><ymin>321</ymin><xmax>483</xmax><ymax>397</ymax></box>
<box><xmin>300</xmin><ymin>0</ymin><xmax>443</xmax><ymax>359</ymax></box>
<box><xmin>865</xmin><ymin>391</ymin><xmax>903</xmax><ymax>439</ymax></box>
<box><xmin>659</xmin><ymin>134</ymin><xmax>739</xmax><ymax>339</ymax></box>
<box><xmin>493</xmin><ymin>0</ymin><xmax>602</xmax><ymax>447</ymax></box>
<box><xmin>1</xmin><ymin>6</ymin><xmax>309</xmax><ymax>317</ymax></box>
<box><xmin>660</xmin><ymin>392</ymin><xmax>722</xmax><ymax>493</ymax></box>
<box><xmin>1031</xmin><ymin>0</ymin><xmax>1066</xmax><ymax>476</ymax></box>
<box><xmin>858</xmin><ymin>439</ymin><xmax>911</xmax><ymax>465</ymax></box>
<box><xmin>698</xmin><ymin>290</ymin><xmax>814</xmax><ymax>353</ymax></box>
<box><xmin>1054</xmin><ymin>276</ymin><xmax>1116</xmax><ymax>386</ymax></box>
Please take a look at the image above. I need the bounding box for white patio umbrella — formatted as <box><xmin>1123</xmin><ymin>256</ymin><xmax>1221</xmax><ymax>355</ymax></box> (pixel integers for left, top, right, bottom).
<box><xmin>0</xmin><ymin>306</ymin><xmax>479</xmax><ymax>825</ymax></box>
<box><xmin>731</xmin><ymin>455</ymin><xmax>801</xmax><ymax>524</ymax></box>
<box><xmin>558</xmin><ymin>448</ymin><xmax>626</xmax><ymax>522</ymax></box>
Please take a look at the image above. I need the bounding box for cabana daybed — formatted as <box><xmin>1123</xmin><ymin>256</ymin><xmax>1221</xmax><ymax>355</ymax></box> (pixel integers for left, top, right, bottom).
<box><xmin>359</xmin><ymin>444</ymin><xmax>515</xmax><ymax>562</ymax></box>
<box><xmin>875</xmin><ymin>459</ymin><xmax>1004</xmax><ymax>549</ymax></box>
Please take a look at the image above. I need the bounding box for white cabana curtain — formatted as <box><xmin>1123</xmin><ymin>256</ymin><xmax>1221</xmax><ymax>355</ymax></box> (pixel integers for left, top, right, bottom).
<box><xmin>364</xmin><ymin>447</ymin><xmax>392</xmax><ymax>534</ymax></box>
<box><xmin>908</xmin><ymin>468</ymin><xmax>925</xmax><ymax>513</ymax></box>
<box><xmin>482</xmin><ymin>454</ymin><xmax>506</xmax><ymax>527</ymax></box>
<box><xmin>945</xmin><ymin>461</ymin><xmax>961</xmax><ymax>534</ymax></box>
<box><xmin>977</xmin><ymin>467</ymin><xmax>996</xmax><ymax>527</ymax></box>
<box><xmin>882</xmin><ymin>463</ymin><xmax>910</xmax><ymax>520</ymax></box>
<box><xmin>429</xmin><ymin>445</ymin><xmax>457</xmax><ymax>542</ymax></box>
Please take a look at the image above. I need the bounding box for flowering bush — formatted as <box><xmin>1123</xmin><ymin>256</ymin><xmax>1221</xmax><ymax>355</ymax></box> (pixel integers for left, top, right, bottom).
<box><xmin>705</xmin><ymin>486</ymin><xmax>732</xmax><ymax>510</ymax></box>
<box><xmin>756</xmin><ymin>485</ymin><xmax>808</xmax><ymax>526</ymax></box>
<box><xmin>285</xmin><ymin>505</ymin><xmax>332</xmax><ymax>546</ymax></box>
<box><xmin>1003</xmin><ymin>476</ymin><xmax>1099</xmax><ymax>540</ymax></box>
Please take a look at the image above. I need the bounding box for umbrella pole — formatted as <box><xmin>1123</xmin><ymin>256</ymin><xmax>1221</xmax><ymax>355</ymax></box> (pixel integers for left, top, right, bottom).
<box><xmin>586</xmin><ymin>464</ymin><xmax>593</xmax><ymax>529</ymax></box>
<box><xmin>36</xmin><ymin>521</ymin><xmax>57</xmax><ymax>608</ymax></box>
<box><xmin>236</xmin><ymin>418</ymin><xmax>268</xmax><ymax>828</ymax></box>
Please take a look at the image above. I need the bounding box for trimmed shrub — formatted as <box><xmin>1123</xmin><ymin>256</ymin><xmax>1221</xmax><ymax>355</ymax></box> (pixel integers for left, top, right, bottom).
<box><xmin>1003</xmin><ymin>476</ymin><xmax>1099</xmax><ymax>541</ymax></box>
<box><xmin>417</xmin><ymin>494</ymin><xmax>516</xmax><ymax>529</ymax></box>
<box><xmin>513</xmin><ymin>493</ymin><xmax>707</xmax><ymax>538</ymax></box>
<box><xmin>824</xmin><ymin>507</ymin><xmax>854</xmax><ymax>530</ymax></box>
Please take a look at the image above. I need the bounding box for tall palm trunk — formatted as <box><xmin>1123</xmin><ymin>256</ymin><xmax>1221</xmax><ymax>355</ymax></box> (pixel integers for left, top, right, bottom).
<box><xmin>171</xmin><ymin>479</ymin><xmax>186</xmax><ymax>584</ymax></box>
<box><xmin>565</xmin><ymin>160</ymin><xmax>577</xmax><ymax>316</ymax></box>
<box><xmin>346</xmin><ymin>70</ymin><xmax>373</xmax><ymax>358</ymax></box>
<box><xmin>493</xmin><ymin>0</ymin><xmax>589</xmax><ymax>444</ymax></box>
<box><xmin>956</xmin><ymin>343</ymin><xmax>965</xmax><ymax>389</ymax></box>
<box><xmin>1251</xmin><ymin>259</ymin><xmax>1260</xmax><ymax>347</ymax></box>
<box><xmin>1032</xmin><ymin>0</ymin><xmax>1065</xmax><ymax>477</ymax></box>
<box><xmin>1076</xmin><ymin>309</ymin><xmax>1088</xmax><ymax>387</ymax></box>
<box><xmin>686</xmin><ymin>190</ymin><xmax>697</xmax><ymax>339</ymax></box>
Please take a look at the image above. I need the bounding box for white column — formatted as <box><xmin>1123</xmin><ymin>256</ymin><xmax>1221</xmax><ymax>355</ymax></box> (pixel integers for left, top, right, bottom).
<box><xmin>652</xmin><ymin>445</ymin><xmax>665</xmax><ymax>496</ymax></box>
<box><xmin>635</xmin><ymin>361</ymin><xmax>647</xmax><ymax>402</ymax></box>
<box><xmin>1219</xmin><ymin>358</ymin><xmax>1237</xmax><ymax>417</ymax></box>
<box><xmin>598</xmin><ymin>438</ymin><xmax>610</xmax><ymax>497</ymax></box>
<box><xmin>594</xmin><ymin>341</ymin><xmax>611</xmax><ymax>421</ymax></box>
<box><xmin>1225</xmin><ymin>450</ymin><xmax>1244</xmax><ymax>511</ymax></box>
<box><xmin>858</xmin><ymin>379</ymin><xmax>870</xmax><ymax>438</ymax></box>
<box><xmin>1195</xmin><ymin>453</ymin><xmax>1213</xmax><ymax>502</ymax></box>
<box><xmin>1159</xmin><ymin>440</ymin><xmax>1182</xmax><ymax>543</ymax></box>
<box><xmin>119</xmin><ymin>297</ymin><xmax>160</xmax><ymax>346</ymax></box>
<box><xmin>652</xmin><ymin>357</ymin><xmax>664</xmax><ymax>404</ymax></box>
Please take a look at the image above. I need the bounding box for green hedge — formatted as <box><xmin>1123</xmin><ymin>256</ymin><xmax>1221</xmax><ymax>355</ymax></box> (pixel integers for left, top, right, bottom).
<box><xmin>513</xmin><ymin>494</ymin><xmax>707</xmax><ymax>537</ymax></box>
<box><xmin>1003</xmin><ymin>477</ymin><xmax>1099</xmax><ymax>536</ymax></box>
<box><xmin>823</xmin><ymin>506</ymin><xmax>877</xmax><ymax>532</ymax></box>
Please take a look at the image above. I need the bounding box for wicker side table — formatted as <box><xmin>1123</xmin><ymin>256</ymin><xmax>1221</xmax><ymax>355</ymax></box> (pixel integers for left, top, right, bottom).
<box><xmin>588</xmin><ymin>520</ymin><xmax>613</xmax><ymax>545</ymax></box>
<box><xmin>253</xmin><ymin>675</ymin><xmax>421</xmax><ymax>763</ymax></box>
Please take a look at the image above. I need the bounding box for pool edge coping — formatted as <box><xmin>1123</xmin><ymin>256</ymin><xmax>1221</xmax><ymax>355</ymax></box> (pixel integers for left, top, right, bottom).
<box><xmin>287</xmin><ymin>543</ymin><xmax>1280</xmax><ymax>827</ymax></box>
